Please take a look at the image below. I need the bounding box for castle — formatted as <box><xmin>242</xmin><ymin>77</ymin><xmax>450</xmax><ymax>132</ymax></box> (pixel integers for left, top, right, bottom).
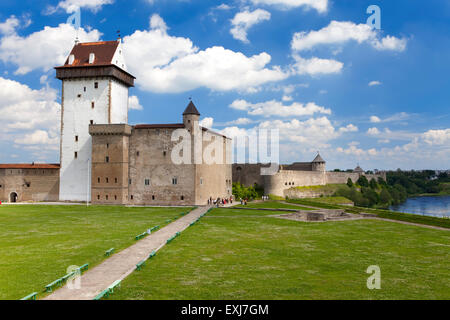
<box><xmin>233</xmin><ymin>154</ymin><xmax>386</xmax><ymax>198</ymax></box>
<box><xmin>0</xmin><ymin>40</ymin><xmax>384</xmax><ymax>204</ymax></box>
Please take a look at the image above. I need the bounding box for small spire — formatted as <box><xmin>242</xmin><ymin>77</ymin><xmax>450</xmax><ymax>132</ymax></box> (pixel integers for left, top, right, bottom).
<box><xmin>183</xmin><ymin>100</ymin><xmax>200</xmax><ymax>116</ymax></box>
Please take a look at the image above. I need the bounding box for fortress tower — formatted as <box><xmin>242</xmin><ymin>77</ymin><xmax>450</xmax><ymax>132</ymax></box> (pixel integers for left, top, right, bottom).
<box><xmin>311</xmin><ymin>153</ymin><xmax>326</xmax><ymax>172</ymax></box>
<box><xmin>55</xmin><ymin>40</ymin><xmax>135</xmax><ymax>201</ymax></box>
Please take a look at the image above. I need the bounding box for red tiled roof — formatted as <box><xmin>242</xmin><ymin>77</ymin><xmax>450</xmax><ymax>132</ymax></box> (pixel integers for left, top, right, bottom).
<box><xmin>0</xmin><ymin>164</ymin><xmax>60</xmax><ymax>169</ymax></box>
<box><xmin>134</xmin><ymin>124</ymin><xmax>185</xmax><ymax>129</ymax></box>
<box><xmin>58</xmin><ymin>41</ymin><xmax>119</xmax><ymax>68</ymax></box>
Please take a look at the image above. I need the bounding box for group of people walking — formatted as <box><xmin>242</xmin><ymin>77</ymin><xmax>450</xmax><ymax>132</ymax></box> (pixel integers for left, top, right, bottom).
<box><xmin>208</xmin><ymin>197</ymin><xmax>233</xmax><ymax>207</ymax></box>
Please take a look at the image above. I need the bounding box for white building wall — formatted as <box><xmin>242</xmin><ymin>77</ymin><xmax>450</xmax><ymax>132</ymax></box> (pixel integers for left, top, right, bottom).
<box><xmin>110</xmin><ymin>80</ymin><xmax>129</xmax><ymax>124</ymax></box>
<box><xmin>59</xmin><ymin>78</ymin><xmax>118</xmax><ymax>201</ymax></box>
<box><xmin>111</xmin><ymin>42</ymin><xmax>128</xmax><ymax>71</ymax></box>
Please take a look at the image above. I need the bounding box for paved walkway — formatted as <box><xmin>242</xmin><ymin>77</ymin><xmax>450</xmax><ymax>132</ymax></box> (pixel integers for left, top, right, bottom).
<box><xmin>44</xmin><ymin>206</ymin><xmax>210</xmax><ymax>300</ymax></box>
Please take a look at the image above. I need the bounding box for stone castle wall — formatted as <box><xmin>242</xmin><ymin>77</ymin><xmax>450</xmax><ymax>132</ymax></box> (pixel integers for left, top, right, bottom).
<box><xmin>233</xmin><ymin>164</ymin><xmax>387</xmax><ymax>198</ymax></box>
<box><xmin>0</xmin><ymin>168</ymin><xmax>60</xmax><ymax>202</ymax></box>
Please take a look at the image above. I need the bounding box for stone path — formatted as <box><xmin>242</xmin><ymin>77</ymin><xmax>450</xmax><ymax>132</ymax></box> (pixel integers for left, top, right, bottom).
<box><xmin>44</xmin><ymin>206</ymin><xmax>210</xmax><ymax>300</ymax></box>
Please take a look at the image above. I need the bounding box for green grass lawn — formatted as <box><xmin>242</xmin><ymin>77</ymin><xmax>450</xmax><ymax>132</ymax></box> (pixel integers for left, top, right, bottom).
<box><xmin>234</xmin><ymin>201</ymin><xmax>315</xmax><ymax>210</ymax></box>
<box><xmin>300</xmin><ymin>196</ymin><xmax>354</xmax><ymax>205</ymax></box>
<box><xmin>111</xmin><ymin>209</ymin><xmax>450</xmax><ymax>300</ymax></box>
<box><xmin>211</xmin><ymin>208</ymin><xmax>294</xmax><ymax>217</ymax></box>
<box><xmin>0</xmin><ymin>205</ymin><xmax>190</xmax><ymax>300</ymax></box>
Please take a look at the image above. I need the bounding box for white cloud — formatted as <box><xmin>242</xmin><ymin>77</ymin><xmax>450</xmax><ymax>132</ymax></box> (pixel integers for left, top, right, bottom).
<box><xmin>372</xmin><ymin>35</ymin><xmax>407</xmax><ymax>52</ymax></box>
<box><xmin>258</xmin><ymin>117</ymin><xmax>338</xmax><ymax>147</ymax></box>
<box><xmin>367</xmin><ymin>127</ymin><xmax>380</xmax><ymax>135</ymax></box>
<box><xmin>123</xmin><ymin>15</ymin><xmax>287</xmax><ymax>93</ymax></box>
<box><xmin>369</xmin><ymin>80</ymin><xmax>382</xmax><ymax>86</ymax></box>
<box><xmin>292</xmin><ymin>21</ymin><xmax>407</xmax><ymax>52</ymax></box>
<box><xmin>0</xmin><ymin>77</ymin><xmax>60</xmax><ymax>151</ymax></box>
<box><xmin>337</xmin><ymin>145</ymin><xmax>368</xmax><ymax>157</ymax></box>
<box><xmin>339</xmin><ymin>124</ymin><xmax>358</xmax><ymax>133</ymax></box>
<box><xmin>370</xmin><ymin>112</ymin><xmax>411</xmax><ymax>124</ymax></box>
<box><xmin>150</xmin><ymin>14</ymin><xmax>169</xmax><ymax>33</ymax></box>
<box><xmin>292</xmin><ymin>55</ymin><xmax>343</xmax><ymax>75</ymax></box>
<box><xmin>249</xmin><ymin>0</ymin><xmax>328</xmax><ymax>13</ymax></box>
<box><xmin>0</xmin><ymin>16</ymin><xmax>20</xmax><ymax>35</ymax></box>
<box><xmin>282</xmin><ymin>95</ymin><xmax>293</xmax><ymax>102</ymax></box>
<box><xmin>0</xmin><ymin>24</ymin><xmax>101</xmax><ymax>75</ymax></box>
<box><xmin>226</xmin><ymin>118</ymin><xmax>254</xmax><ymax>125</ymax></box>
<box><xmin>230</xmin><ymin>9</ymin><xmax>271</xmax><ymax>43</ymax></box>
<box><xmin>370</xmin><ymin>115</ymin><xmax>381</xmax><ymax>123</ymax></box>
<box><xmin>217</xmin><ymin>4</ymin><xmax>232</xmax><ymax>10</ymax></box>
<box><xmin>15</xmin><ymin>130</ymin><xmax>58</xmax><ymax>145</ymax></box>
<box><xmin>49</xmin><ymin>0</ymin><xmax>114</xmax><ymax>13</ymax></box>
<box><xmin>230</xmin><ymin>99</ymin><xmax>331</xmax><ymax>117</ymax></box>
<box><xmin>423</xmin><ymin>129</ymin><xmax>450</xmax><ymax>146</ymax></box>
<box><xmin>128</xmin><ymin>95</ymin><xmax>143</xmax><ymax>110</ymax></box>
<box><xmin>200</xmin><ymin>117</ymin><xmax>214</xmax><ymax>129</ymax></box>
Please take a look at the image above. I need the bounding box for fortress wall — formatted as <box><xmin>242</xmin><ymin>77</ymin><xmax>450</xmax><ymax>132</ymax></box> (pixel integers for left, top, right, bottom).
<box><xmin>325</xmin><ymin>172</ymin><xmax>361</xmax><ymax>184</ymax></box>
<box><xmin>0</xmin><ymin>168</ymin><xmax>59</xmax><ymax>202</ymax></box>
<box><xmin>326</xmin><ymin>172</ymin><xmax>387</xmax><ymax>185</ymax></box>
<box><xmin>232</xmin><ymin>164</ymin><xmax>265</xmax><ymax>187</ymax></box>
<box><xmin>264</xmin><ymin>170</ymin><xmax>327</xmax><ymax>197</ymax></box>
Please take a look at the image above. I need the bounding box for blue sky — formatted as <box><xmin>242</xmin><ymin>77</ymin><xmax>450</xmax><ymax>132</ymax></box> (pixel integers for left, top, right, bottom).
<box><xmin>0</xmin><ymin>0</ymin><xmax>449</xmax><ymax>170</ymax></box>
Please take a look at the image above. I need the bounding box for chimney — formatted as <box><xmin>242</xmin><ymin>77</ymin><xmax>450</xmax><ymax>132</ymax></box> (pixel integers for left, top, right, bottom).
<box><xmin>68</xmin><ymin>54</ymin><xmax>75</xmax><ymax>65</ymax></box>
<box><xmin>89</xmin><ymin>53</ymin><xmax>95</xmax><ymax>64</ymax></box>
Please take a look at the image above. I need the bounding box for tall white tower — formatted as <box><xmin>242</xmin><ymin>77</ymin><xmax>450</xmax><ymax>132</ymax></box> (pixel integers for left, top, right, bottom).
<box><xmin>56</xmin><ymin>40</ymin><xmax>135</xmax><ymax>201</ymax></box>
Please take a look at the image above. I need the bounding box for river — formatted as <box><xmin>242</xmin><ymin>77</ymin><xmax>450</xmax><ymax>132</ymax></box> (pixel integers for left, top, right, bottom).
<box><xmin>390</xmin><ymin>195</ymin><xmax>450</xmax><ymax>217</ymax></box>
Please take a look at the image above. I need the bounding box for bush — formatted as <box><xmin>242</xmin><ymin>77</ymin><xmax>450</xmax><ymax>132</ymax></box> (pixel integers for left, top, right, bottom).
<box><xmin>232</xmin><ymin>182</ymin><xmax>263</xmax><ymax>200</ymax></box>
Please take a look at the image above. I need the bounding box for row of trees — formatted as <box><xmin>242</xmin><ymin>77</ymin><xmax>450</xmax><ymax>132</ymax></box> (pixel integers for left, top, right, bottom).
<box><xmin>335</xmin><ymin>171</ymin><xmax>449</xmax><ymax>208</ymax></box>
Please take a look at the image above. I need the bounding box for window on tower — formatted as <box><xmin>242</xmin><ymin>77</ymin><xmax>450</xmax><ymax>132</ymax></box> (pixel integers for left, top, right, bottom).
<box><xmin>94</xmin><ymin>82</ymin><xmax>98</xmax><ymax>89</ymax></box>
<box><xmin>105</xmin><ymin>156</ymin><xmax>109</xmax><ymax>163</ymax></box>
<box><xmin>91</xmin><ymin>102</ymin><xmax>95</xmax><ymax>109</ymax></box>
<box><xmin>75</xmin><ymin>136</ymin><xmax>78</xmax><ymax>142</ymax></box>
<box><xmin>90</xmin><ymin>120</ymin><xmax>94</xmax><ymax>125</ymax></box>
<box><xmin>74</xmin><ymin>152</ymin><xmax>78</xmax><ymax>159</ymax></box>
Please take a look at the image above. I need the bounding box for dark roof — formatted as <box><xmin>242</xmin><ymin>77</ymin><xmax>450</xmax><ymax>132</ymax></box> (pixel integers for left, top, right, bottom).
<box><xmin>354</xmin><ymin>165</ymin><xmax>364</xmax><ymax>172</ymax></box>
<box><xmin>183</xmin><ymin>101</ymin><xmax>200</xmax><ymax>116</ymax></box>
<box><xmin>312</xmin><ymin>153</ymin><xmax>325</xmax><ymax>163</ymax></box>
<box><xmin>134</xmin><ymin>124</ymin><xmax>185</xmax><ymax>129</ymax></box>
<box><xmin>0</xmin><ymin>164</ymin><xmax>60</xmax><ymax>169</ymax></box>
<box><xmin>58</xmin><ymin>41</ymin><xmax>119</xmax><ymax>68</ymax></box>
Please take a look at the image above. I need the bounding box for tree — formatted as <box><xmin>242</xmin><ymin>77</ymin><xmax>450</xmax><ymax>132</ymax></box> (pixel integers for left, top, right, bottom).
<box><xmin>369</xmin><ymin>178</ymin><xmax>378</xmax><ymax>190</ymax></box>
<box><xmin>347</xmin><ymin>178</ymin><xmax>353</xmax><ymax>188</ymax></box>
<box><xmin>361</xmin><ymin>187</ymin><xmax>379</xmax><ymax>207</ymax></box>
<box><xmin>357</xmin><ymin>175</ymin><xmax>369</xmax><ymax>187</ymax></box>
<box><xmin>377</xmin><ymin>177</ymin><xmax>387</xmax><ymax>187</ymax></box>
<box><xmin>379</xmin><ymin>188</ymin><xmax>392</xmax><ymax>205</ymax></box>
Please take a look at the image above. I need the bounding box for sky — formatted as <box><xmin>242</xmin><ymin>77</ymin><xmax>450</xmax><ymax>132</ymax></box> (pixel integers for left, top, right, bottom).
<box><xmin>0</xmin><ymin>0</ymin><xmax>449</xmax><ymax>170</ymax></box>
